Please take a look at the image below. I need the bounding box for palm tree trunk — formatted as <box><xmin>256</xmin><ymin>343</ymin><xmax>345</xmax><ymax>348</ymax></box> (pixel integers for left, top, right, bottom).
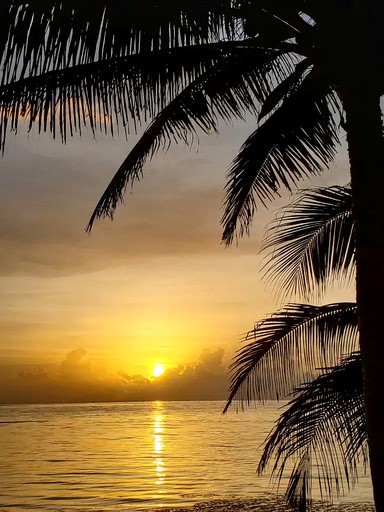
<box><xmin>341</xmin><ymin>82</ymin><xmax>384</xmax><ymax>511</ymax></box>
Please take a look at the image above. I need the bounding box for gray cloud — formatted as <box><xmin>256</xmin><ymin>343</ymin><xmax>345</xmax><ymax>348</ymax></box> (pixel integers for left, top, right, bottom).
<box><xmin>0</xmin><ymin>127</ymin><xmax>265</xmax><ymax>277</ymax></box>
<box><xmin>0</xmin><ymin>120</ymin><xmax>350</xmax><ymax>279</ymax></box>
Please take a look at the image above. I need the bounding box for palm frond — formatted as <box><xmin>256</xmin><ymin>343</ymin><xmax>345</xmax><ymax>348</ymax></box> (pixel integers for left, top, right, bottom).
<box><xmin>2</xmin><ymin>0</ymin><xmax>313</xmax><ymax>82</ymax></box>
<box><xmin>223</xmin><ymin>303</ymin><xmax>358</xmax><ymax>412</ymax></box>
<box><xmin>1</xmin><ymin>1</ymin><xmax>239</xmax><ymax>85</ymax></box>
<box><xmin>0</xmin><ymin>40</ymin><xmax>262</xmax><ymax>149</ymax></box>
<box><xmin>262</xmin><ymin>185</ymin><xmax>354</xmax><ymax>299</ymax></box>
<box><xmin>258</xmin><ymin>57</ymin><xmax>311</xmax><ymax>119</ymax></box>
<box><xmin>221</xmin><ymin>70</ymin><xmax>341</xmax><ymax>245</ymax></box>
<box><xmin>258</xmin><ymin>353</ymin><xmax>366</xmax><ymax>512</ymax></box>
<box><xmin>86</xmin><ymin>45</ymin><xmax>289</xmax><ymax>229</ymax></box>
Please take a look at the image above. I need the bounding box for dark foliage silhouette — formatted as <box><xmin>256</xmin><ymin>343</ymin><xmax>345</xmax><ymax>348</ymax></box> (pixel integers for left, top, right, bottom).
<box><xmin>225</xmin><ymin>186</ymin><xmax>366</xmax><ymax>510</ymax></box>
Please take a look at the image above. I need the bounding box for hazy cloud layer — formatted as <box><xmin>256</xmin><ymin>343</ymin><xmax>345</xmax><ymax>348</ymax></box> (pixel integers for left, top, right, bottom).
<box><xmin>0</xmin><ymin>347</ymin><xmax>229</xmax><ymax>404</ymax></box>
<box><xmin>1</xmin><ymin>123</ymin><xmax>349</xmax><ymax>278</ymax></box>
<box><xmin>0</xmin><ymin>125</ymin><xmax>264</xmax><ymax>278</ymax></box>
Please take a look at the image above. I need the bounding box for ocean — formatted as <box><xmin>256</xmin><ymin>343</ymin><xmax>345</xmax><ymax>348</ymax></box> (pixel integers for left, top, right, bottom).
<box><xmin>0</xmin><ymin>401</ymin><xmax>374</xmax><ymax>511</ymax></box>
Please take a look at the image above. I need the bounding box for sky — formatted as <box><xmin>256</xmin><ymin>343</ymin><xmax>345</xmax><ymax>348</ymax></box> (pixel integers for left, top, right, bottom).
<box><xmin>0</xmin><ymin>117</ymin><xmax>353</xmax><ymax>403</ymax></box>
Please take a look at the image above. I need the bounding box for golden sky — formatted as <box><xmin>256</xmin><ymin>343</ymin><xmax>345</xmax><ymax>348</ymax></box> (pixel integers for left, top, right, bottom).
<box><xmin>0</xmin><ymin>120</ymin><xmax>353</xmax><ymax>403</ymax></box>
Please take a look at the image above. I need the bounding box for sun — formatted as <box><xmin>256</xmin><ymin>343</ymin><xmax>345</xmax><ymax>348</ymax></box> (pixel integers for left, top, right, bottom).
<box><xmin>152</xmin><ymin>363</ymin><xmax>165</xmax><ymax>378</ymax></box>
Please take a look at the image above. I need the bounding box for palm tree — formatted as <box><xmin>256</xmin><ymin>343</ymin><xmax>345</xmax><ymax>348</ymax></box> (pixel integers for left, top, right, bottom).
<box><xmin>224</xmin><ymin>185</ymin><xmax>367</xmax><ymax>509</ymax></box>
<box><xmin>225</xmin><ymin>303</ymin><xmax>365</xmax><ymax>510</ymax></box>
<box><xmin>1</xmin><ymin>2</ymin><xmax>384</xmax><ymax>508</ymax></box>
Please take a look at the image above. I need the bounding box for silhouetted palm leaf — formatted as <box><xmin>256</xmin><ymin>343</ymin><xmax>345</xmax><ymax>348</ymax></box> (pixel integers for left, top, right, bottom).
<box><xmin>0</xmin><ymin>40</ymin><xmax>269</xmax><ymax>150</ymax></box>
<box><xmin>262</xmin><ymin>185</ymin><xmax>354</xmax><ymax>298</ymax></box>
<box><xmin>86</xmin><ymin>44</ymin><xmax>285</xmax><ymax>229</ymax></box>
<box><xmin>221</xmin><ymin>72</ymin><xmax>341</xmax><ymax>244</ymax></box>
<box><xmin>1</xmin><ymin>1</ymin><xmax>238</xmax><ymax>84</ymax></box>
<box><xmin>258</xmin><ymin>353</ymin><xmax>366</xmax><ymax>512</ymax></box>
<box><xmin>0</xmin><ymin>1</ymin><xmax>322</xmax><ymax>236</ymax></box>
<box><xmin>223</xmin><ymin>302</ymin><xmax>358</xmax><ymax>412</ymax></box>
<box><xmin>2</xmin><ymin>0</ymin><xmax>313</xmax><ymax>83</ymax></box>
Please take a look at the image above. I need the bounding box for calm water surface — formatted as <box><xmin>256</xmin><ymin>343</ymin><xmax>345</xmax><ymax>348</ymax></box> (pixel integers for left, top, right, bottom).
<box><xmin>0</xmin><ymin>401</ymin><xmax>373</xmax><ymax>511</ymax></box>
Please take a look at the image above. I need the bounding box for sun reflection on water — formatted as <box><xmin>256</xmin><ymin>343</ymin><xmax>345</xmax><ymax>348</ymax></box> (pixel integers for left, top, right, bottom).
<box><xmin>152</xmin><ymin>401</ymin><xmax>166</xmax><ymax>497</ymax></box>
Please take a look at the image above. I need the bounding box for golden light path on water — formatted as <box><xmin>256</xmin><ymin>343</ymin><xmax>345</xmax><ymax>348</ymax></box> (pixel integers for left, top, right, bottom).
<box><xmin>153</xmin><ymin>401</ymin><xmax>166</xmax><ymax>495</ymax></box>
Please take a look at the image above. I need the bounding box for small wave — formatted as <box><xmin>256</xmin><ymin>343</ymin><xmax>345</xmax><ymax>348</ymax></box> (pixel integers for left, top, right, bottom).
<box><xmin>0</xmin><ymin>420</ymin><xmax>45</xmax><ymax>424</ymax></box>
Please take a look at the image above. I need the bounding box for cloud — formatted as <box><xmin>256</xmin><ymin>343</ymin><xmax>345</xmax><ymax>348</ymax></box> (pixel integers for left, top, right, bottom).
<box><xmin>0</xmin><ymin>347</ymin><xmax>230</xmax><ymax>404</ymax></box>
<box><xmin>0</xmin><ymin>173</ymin><xmax>227</xmax><ymax>277</ymax></box>
<box><xmin>149</xmin><ymin>347</ymin><xmax>228</xmax><ymax>401</ymax></box>
<box><xmin>197</xmin><ymin>347</ymin><xmax>226</xmax><ymax>374</ymax></box>
<box><xmin>0</xmin><ymin>123</ymin><xmax>351</xmax><ymax>279</ymax></box>
<box><xmin>0</xmin><ymin>124</ymin><xmax>265</xmax><ymax>278</ymax></box>
<box><xmin>59</xmin><ymin>348</ymin><xmax>91</xmax><ymax>379</ymax></box>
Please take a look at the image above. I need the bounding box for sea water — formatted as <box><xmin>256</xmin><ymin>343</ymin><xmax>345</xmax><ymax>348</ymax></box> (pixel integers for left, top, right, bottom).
<box><xmin>0</xmin><ymin>401</ymin><xmax>374</xmax><ymax>511</ymax></box>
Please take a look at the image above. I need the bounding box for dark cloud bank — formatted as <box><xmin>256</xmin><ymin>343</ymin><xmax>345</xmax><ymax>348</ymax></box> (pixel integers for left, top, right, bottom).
<box><xmin>0</xmin><ymin>347</ymin><xmax>229</xmax><ymax>404</ymax></box>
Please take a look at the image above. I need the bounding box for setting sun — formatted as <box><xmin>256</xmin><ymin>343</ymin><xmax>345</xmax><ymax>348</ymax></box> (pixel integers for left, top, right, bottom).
<box><xmin>152</xmin><ymin>364</ymin><xmax>165</xmax><ymax>378</ymax></box>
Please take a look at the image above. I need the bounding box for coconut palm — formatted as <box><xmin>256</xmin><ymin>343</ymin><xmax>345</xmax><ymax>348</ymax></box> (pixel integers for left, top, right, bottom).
<box><xmin>224</xmin><ymin>185</ymin><xmax>367</xmax><ymax>509</ymax></box>
<box><xmin>1</xmin><ymin>2</ymin><xmax>384</xmax><ymax>508</ymax></box>
<box><xmin>259</xmin><ymin>353</ymin><xmax>366</xmax><ymax>512</ymax></box>
<box><xmin>224</xmin><ymin>302</ymin><xmax>365</xmax><ymax>510</ymax></box>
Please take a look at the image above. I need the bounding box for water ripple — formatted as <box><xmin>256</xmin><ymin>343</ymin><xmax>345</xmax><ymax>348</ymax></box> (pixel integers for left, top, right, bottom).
<box><xmin>0</xmin><ymin>401</ymin><xmax>374</xmax><ymax>511</ymax></box>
